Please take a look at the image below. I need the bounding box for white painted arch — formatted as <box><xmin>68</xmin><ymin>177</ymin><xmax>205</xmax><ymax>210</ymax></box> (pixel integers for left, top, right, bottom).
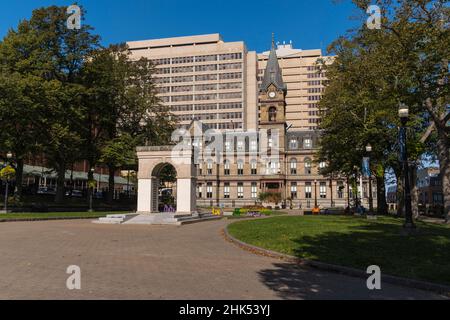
<box><xmin>136</xmin><ymin>146</ymin><xmax>197</xmax><ymax>215</ymax></box>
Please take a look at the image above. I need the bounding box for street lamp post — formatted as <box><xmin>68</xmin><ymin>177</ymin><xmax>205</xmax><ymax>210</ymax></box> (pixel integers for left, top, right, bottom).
<box><xmin>366</xmin><ymin>144</ymin><xmax>374</xmax><ymax>215</ymax></box>
<box><xmin>3</xmin><ymin>152</ymin><xmax>13</xmax><ymax>213</ymax></box>
<box><xmin>314</xmin><ymin>179</ymin><xmax>318</xmax><ymax>208</ymax></box>
<box><xmin>353</xmin><ymin>165</ymin><xmax>360</xmax><ymax>209</ymax></box>
<box><xmin>88</xmin><ymin>167</ymin><xmax>94</xmax><ymax>213</ymax></box>
<box><xmin>398</xmin><ymin>104</ymin><xmax>415</xmax><ymax>230</ymax></box>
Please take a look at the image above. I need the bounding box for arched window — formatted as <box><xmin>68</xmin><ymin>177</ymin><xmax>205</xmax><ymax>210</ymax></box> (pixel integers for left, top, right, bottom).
<box><xmin>268</xmin><ymin>107</ymin><xmax>277</xmax><ymax>122</ymax></box>
<box><xmin>237</xmin><ymin>160</ymin><xmax>244</xmax><ymax>175</ymax></box>
<box><xmin>207</xmin><ymin>160</ymin><xmax>213</xmax><ymax>175</ymax></box>
<box><xmin>290</xmin><ymin>158</ymin><xmax>297</xmax><ymax>174</ymax></box>
<box><xmin>251</xmin><ymin>160</ymin><xmax>257</xmax><ymax>175</ymax></box>
<box><xmin>224</xmin><ymin>160</ymin><xmax>230</xmax><ymax>175</ymax></box>
<box><xmin>304</xmin><ymin>158</ymin><xmax>312</xmax><ymax>175</ymax></box>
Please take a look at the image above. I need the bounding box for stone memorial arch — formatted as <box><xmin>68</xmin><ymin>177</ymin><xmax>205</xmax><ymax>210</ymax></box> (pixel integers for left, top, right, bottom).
<box><xmin>136</xmin><ymin>146</ymin><xmax>197</xmax><ymax>215</ymax></box>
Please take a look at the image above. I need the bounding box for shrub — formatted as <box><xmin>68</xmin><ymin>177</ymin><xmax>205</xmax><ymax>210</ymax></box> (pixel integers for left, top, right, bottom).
<box><xmin>233</xmin><ymin>208</ymin><xmax>241</xmax><ymax>216</ymax></box>
<box><xmin>258</xmin><ymin>192</ymin><xmax>282</xmax><ymax>204</ymax></box>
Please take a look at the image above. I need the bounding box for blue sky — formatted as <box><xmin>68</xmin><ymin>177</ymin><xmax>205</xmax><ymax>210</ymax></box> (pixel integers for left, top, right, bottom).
<box><xmin>0</xmin><ymin>0</ymin><xmax>363</xmax><ymax>53</ymax></box>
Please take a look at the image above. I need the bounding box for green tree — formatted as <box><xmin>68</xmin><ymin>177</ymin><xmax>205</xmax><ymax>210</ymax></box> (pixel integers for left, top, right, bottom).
<box><xmin>0</xmin><ymin>5</ymin><xmax>100</xmax><ymax>203</ymax></box>
<box><xmin>0</xmin><ymin>73</ymin><xmax>42</xmax><ymax>200</ymax></box>
<box><xmin>318</xmin><ymin>0</ymin><xmax>448</xmax><ymax>218</ymax></box>
<box><xmin>82</xmin><ymin>44</ymin><xmax>174</xmax><ymax>202</ymax></box>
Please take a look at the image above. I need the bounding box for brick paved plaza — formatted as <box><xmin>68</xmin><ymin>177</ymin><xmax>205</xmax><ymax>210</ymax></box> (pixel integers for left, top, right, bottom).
<box><xmin>0</xmin><ymin>219</ymin><xmax>445</xmax><ymax>300</ymax></box>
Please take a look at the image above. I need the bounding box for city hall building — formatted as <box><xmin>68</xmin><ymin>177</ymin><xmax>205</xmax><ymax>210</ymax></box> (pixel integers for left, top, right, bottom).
<box><xmin>128</xmin><ymin>34</ymin><xmax>375</xmax><ymax>210</ymax></box>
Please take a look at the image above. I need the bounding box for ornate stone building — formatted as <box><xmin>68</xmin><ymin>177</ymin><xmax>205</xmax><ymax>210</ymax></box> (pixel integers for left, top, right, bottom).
<box><xmin>194</xmin><ymin>40</ymin><xmax>375</xmax><ymax>210</ymax></box>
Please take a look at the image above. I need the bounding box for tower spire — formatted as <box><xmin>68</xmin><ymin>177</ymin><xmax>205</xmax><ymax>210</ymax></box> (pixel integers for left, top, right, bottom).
<box><xmin>261</xmin><ymin>33</ymin><xmax>286</xmax><ymax>92</ymax></box>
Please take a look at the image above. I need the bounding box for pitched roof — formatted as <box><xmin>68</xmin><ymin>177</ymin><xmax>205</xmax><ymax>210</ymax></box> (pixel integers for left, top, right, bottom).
<box><xmin>261</xmin><ymin>35</ymin><xmax>287</xmax><ymax>92</ymax></box>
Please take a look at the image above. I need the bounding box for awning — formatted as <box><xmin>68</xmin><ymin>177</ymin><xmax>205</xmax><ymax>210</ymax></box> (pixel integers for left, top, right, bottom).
<box><xmin>22</xmin><ymin>164</ymin><xmax>131</xmax><ymax>185</ymax></box>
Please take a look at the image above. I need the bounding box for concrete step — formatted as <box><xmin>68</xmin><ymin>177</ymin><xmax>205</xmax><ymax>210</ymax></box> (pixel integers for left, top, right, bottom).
<box><xmin>92</xmin><ymin>214</ymin><xmax>137</xmax><ymax>224</ymax></box>
<box><xmin>178</xmin><ymin>215</ymin><xmax>222</xmax><ymax>225</ymax></box>
<box><xmin>94</xmin><ymin>218</ymin><xmax>123</xmax><ymax>224</ymax></box>
<box><xmin>106</xmin><ymin>214</ymin><xmax>129</xmax><ymax>219</ymax></box>
<box><xmin>123</xmin><ymin>213</ymin><xmax>222</xmax><ymax>225</ymax></box>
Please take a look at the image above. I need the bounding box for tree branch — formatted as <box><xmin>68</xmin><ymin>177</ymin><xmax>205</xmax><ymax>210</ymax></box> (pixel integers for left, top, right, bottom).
<box><xmin>443</xmin><ymin>111</ymin><xmax>450</xmax><ymax>124</ymax></box>
<box><xmin>420</xmin><ymin>122</ymin><xmax>435</xmax><ymax>144</ymax></box>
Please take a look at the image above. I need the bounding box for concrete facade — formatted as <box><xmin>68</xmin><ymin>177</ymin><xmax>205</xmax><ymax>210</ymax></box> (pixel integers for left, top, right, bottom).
<box><xmin>127</xmin><ymin>34</ymin><xmax>258</xmax><ymax>131</ymax></box>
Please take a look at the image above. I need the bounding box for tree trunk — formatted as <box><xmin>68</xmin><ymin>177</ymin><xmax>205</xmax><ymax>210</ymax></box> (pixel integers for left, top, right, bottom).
<box><xmin>346</xmin><ymin>176</ymin><xmax>351</xmax><ymax>209</ymax></box>
<box><xmin>436</xmin><ymin>131</ymin><xmax>450</xmax><ymax>222</ymax></box>
<box><xmin>329</xmin><ymin>179</ymin><xmax>334</xmax><ymax>207</ymax></box>
<box><xmin>376</xmin><ymin>175</ymin><xmax>388</xmax><ymax>215</ymax></box>
<box><xmin>55</xmin><ymin>160</ymin><xmax>66</xmax><ymax>203</ymax></box>
<box><xmin>14</xmin><ymin>158</ymin><xmax>24</xmax><ymax>201</ymax></box>
<box><xmin>107</xmin><ymin>165</ymin><xmax>115</xmax><ymax>203</ymax></box>
<box><xmin>410</xmin><ymin>163</ymin><xmax>420</xmax><ymax>219</ymax></box>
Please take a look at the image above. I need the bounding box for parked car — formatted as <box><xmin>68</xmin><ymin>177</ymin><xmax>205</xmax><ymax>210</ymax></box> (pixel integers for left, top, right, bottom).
<box><xmin>37</xmin><ymin>187</ymin><xmax>56</xmax><ymax>195</ymax></box>
<box><xmin>93</xmin><ymin>192</ymin><xmax>103</xmax><ymax>199</ymax></box>
<box><xmin>65</xmin><ymin>190</ymin><xmax>83</xmax><ymax>197</ymax></box>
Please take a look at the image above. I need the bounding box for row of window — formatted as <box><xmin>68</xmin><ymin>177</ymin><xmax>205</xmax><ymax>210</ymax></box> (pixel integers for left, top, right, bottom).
<box><xmin>166</xmin><ymin>92</ymin><xmax>242</xmax><ymax>102</ymax></box>
<box><xmin>257</xmin><ymin>66</ymin><xmax>321</xmax><ymax>75</ymax></box>
<box><xmin>151</xmin><ymin>53</ymin><xmax>243</xmax><ymax>66</ymax></box>
<box><xmin>159</xmin><ymin>82</ymin><xmax>243</xmax><ymax>93</ymax></box>
<box><xmin>307</xmin><ymin>88</ymin><xmax>325</xmax><ymax>93</ymax></box>
<box><xmin>198</xmin><ymin>182</ymin><xmax>257</xmax><ymax>199</ymax></box>
<box><xmin>156</xmin><ymin>63</ymin><xmax>242</xmax><ymax>74</ymax></box>
<box><xmin>177</xmin><ymin>122</ymin><xmax>244</xmax><ymax>129</ymax></box>
<box><xmin>197</xmin><ymin>181</ymin><xmax>345</xmax><ymax>200</ymax></box>
<box><xmin>171</xmin><ymin>102</ymin><xmax>242</xmax><ymax>112</ymax></box>
<box><xmin>307</xmin><ymin>80</ymin><xmax>323</xmax><ymax>86</ymax></box>
<box><xmin>288</xmin><ymin>137</ymin><xmax>313</xmax><ymax>149</ymax></box>
<box><xmin>175</xmin><ymin>112</ymin><xmax>242</xmax><ymax>121</ymax></box>
<box><xmin>189</xmin><ymin>136</ymin><xmax>314</xmax><ymax>152</ymax></box>
<box><xmin>155</xmin><ymin>72</ymin><xmax>243</xmax><ymax>83</ymax></box>
<box><xmin>198</xmin><ymin>158</ymin><xmax>325</xmax><ymax>176</ymax></box>
<box><xmin>307</xmin><ymin>73</ymin><xmax>326</xmax><ymax>79</ymax></box>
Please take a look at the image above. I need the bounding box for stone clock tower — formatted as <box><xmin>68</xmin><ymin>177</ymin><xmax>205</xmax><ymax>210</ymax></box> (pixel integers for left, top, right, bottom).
<box><xmin>259</xmin><ymin>35</ymin><xmax>287</xmax><ymax>152</ymax></box>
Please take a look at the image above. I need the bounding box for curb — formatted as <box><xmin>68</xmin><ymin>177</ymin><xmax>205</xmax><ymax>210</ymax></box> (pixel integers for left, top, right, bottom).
<box><xmin>223</xmin><ymin>225</ymin><xmax>450</xmax><ymax>297</ymax></box>
<box><xmin>0</xmin><ymin>216</ymin><xmax>105</xmax><ymax>223</ymax></box>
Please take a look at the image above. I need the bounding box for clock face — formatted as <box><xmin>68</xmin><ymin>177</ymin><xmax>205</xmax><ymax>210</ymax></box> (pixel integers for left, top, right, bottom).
<box><xmin>268</xmin><ymin>91</ymin><xmax>276</xmax><ymax>98</ymax></box>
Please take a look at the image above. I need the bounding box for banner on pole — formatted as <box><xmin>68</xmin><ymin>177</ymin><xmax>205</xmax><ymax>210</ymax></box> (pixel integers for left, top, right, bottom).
<box><xmin>362</xmin><ymin>157</ymin><xmax>370</xmax><ymax>177</ymax></box>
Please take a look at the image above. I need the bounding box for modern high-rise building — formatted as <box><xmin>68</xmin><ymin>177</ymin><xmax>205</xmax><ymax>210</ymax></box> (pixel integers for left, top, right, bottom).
<box><xmin>127</xmin><ymin>34</ymin><xmax>258</xmax><ymax>131</ymax></box>
<box><xmin>127</xmin><ymin>33</ymin><xmax>332</xmax><ymax>131</ymax></box>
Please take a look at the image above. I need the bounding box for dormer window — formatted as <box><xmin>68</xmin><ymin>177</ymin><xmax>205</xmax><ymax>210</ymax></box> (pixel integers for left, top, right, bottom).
<box><xmin>289</xmin><ymin>138</ymin><xmax>298</xmax><ymax>149</ymax></box>
<box><xmin>303</xmin><ymin>138</ymin><xmax>312</xmax><ymax>149</ymax></box>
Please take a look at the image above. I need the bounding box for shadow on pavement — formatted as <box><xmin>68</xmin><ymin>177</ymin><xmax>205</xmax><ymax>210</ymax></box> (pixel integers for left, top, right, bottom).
<box><xmin>257</xmin><ymin>262</ymin><xmax>445</xmax><ymax>300</ymax></box>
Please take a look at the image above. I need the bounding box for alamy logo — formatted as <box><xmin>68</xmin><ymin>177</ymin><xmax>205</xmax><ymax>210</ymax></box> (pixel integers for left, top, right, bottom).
<box><xmin>66</xmin><ymin>5</ymin><xmax>81</xmax><ymax>30</ymax></box>
<box><xmin>66</xmin><ymin>265</ymin><xmax>81</xmax><ymax>290</ymax></box>
<box><xmin>366</xmin><ymin>5</ymin><xmax>381</xmax><ymax>30</ymax></box>
<box><xmin>366</xmin><ymin>265</ymin><xmax>381</xmax><ymax>290</ymax></box>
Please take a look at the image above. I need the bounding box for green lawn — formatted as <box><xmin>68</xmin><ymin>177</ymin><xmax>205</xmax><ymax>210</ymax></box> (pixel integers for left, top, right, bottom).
<box><xmin>228</xmin><ymin>215</ymin><xmax>450</xmax><ymax>286</ymax></box>
<box><xmin>0</xmin><ymin>211</ymin><xmax>128</xmax><ymax>221</ymax></box>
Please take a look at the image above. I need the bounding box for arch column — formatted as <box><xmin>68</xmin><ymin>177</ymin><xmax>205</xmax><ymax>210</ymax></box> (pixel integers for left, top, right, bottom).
<box><xmin>176</xmin><ymin>177</ymin><xmax>197</xmax><ymax>215</ymax></box>
<box><xmin>137</xmin><ymin>177</ymin><xmax>160</xmax><ymax>213</ymax></box>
